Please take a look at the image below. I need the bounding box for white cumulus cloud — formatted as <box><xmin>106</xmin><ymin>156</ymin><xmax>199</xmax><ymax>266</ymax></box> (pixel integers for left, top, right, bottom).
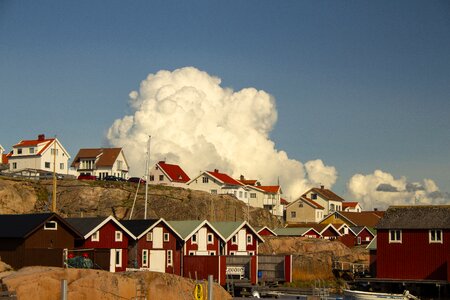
<box><xmin>347</xmin><ymin>170</ymin><xmax>449</xmax><ymax>210</ymax></box>
<box><xmin>107</xmin><ymin>67</ymin><xmax>337</xmax><ymax>199</ymax></box>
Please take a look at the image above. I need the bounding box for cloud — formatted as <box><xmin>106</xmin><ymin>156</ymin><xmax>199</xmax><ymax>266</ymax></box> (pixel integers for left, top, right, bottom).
<box><xmin>107</xmin><ymin>67</ymin><xmax>337</xmax><ymax>199</ymax></box>
<box><xmin>347</xmin><ymin>170</ymin><xmax>449</xmax><ymax>210</ymax></box>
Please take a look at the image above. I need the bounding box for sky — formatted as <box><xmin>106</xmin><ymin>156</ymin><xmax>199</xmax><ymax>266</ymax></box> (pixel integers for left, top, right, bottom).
<box><xmin>1</xmin><ymin>1</ymin><xmax>449</xmax><ymax>209</ymax></box>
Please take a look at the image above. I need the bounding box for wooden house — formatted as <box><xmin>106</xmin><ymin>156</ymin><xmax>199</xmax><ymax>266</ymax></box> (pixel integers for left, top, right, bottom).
<box><xmin>256</xmin><ymin>226</ymin><xmax>277</xmax><ymax>237</ymax></box>
<box><xmin>339</xmin><ymin>226</ymin><xmax>376</xmax><ymax>247</ymax></box>
<box><xmin>274</xmin><ymin>227</ymin><xmax>322</xmax><ymax>238</ymax></box>
<box><xmin>0</xmin><ymin>213</ymin><xmax>82</xmax><ymax>269</ymax></box>
<box><xmin>285</xmin><ymin>223</ymin><xmax>341</xmax><ymax>240</ymax></box>
<box><xmin>302</xmin><ymin>185</ymin><xmax>345</xmax><ymax>216</ymax></box>
<box><xmin>148</xmin><ymin>161</ymin><xmax>190</xmax><ymax>187</ymax></box>
<box><xmin>120</xmin><ymin>218</ymin><xmax>183</xmax><ymax>275</ymax></box>
<box><xmin>285</xmin><ymin>196</ymin><xmax>325</xmax><ymax>224</ymax></box>
<box><xmin>66</xmin><ymin>216</ymin><xmax>136</xmax><ymax>272</ymax></box>
<box><xmin>376</xmin><ymin>205</ymin><xmax>450</xmax><ymax>281</ymax></box>
<box><xmin>211</xmin><ymin>221</ymin><xmax>264</xmax><ymax>256</ymax></box>
<box><xmin>167</xmin><ymin>220</ymin><xmax>226</xmax><ymax>256</ymax></box>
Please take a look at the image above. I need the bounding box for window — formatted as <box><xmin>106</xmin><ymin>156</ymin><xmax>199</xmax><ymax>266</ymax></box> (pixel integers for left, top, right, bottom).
<box><xmin>389</xmin><ymin>230</ymin><xmax>402</xmax><ymax>243</ymax></box>
<box><xmin>230</xmin><ymin>251</ymin><xmax>236</xmax><ymax>256</ymax></box>
<box><xmin>311</xmin><ymin>193</ymin><xmax>317</xmax><ymax>200</ymax></box>
<box><xmin>290</xmin><ymin>211</ymin><xmax>296</xmax><ymax>218</ymax></box>
<box><xmin>357</xmin><ymin>237</ymin><xmax>362</xmax><ymax>245</ymax></box>
<box><xmin>17</xmin><ymin>148</ymin><xmax>22</xmax><ymax>155</ymax></box>
<box><xmin>202</xmin><ymin>177</ymin><xmax>209</xmax><ymax>183</ymax></box>
<box><xmin>44</xmin><ymin>221</ymin><xmax>57</xmax><ymax>230</ymax></box>
<box><xmin>146</xmin><ymin>232</ymin><xmax>153</xmax><ymax>241</ymax></box>
<box><xmin>429</xmin><ymin>230</ymin><xmax>443</xmax><ymax>243</ymax></box>
<box><xmin>247</xmin><ymin>234</ymin><xmax>253</xmax><ymax>245</ymax></box>
<box><xmin>60</xmin><ymin>163</ymin><xmax>64</xmax><ymax>170</ymax></box>
<box><xmin>207</xmin><ymin>233</ymin><xmax>214</xmax><ymax>244</ymax></box>
<box><xmin>232</xmin><ymin>235</ymin><xmax>237</xmax><ymax>245</ymax></box>
<box><xmin>142</xmin><ymin>249</ymin><xmax>149</xmax><ymax>267</ymax></box>
<box><xmin>115</xmin><ymin>249</ymin><xmax>122</xmax><ymax>267</ymax></box>
<box><xmin>159</xmin><ymin>175</ymin><xmax>164</xmax><ymax>181</ymax></box>
<box><xmin>51</xmin><ymin>149</ymin><xmax>58</xmax><ymax>156</ymax></box>
<box><xmin>365</xmin><ymin>237</ymin><xmax>370</xmax><ymax>242</ymax></box>
<box><xmin>91</xmin><ymin>230</ymin><xmax>100</xmax><ymax>242</ymax></box>
<box><xmin>12</xmin><ymin>162</ymin><xmax>17</xmax><ymax>169</ymax></box>
<box><xmin>239</xmin><ymin>191</ymin><xmax>243</xmax><ymax>198</ymax></box>
<box><xmin>191</xmin><ymin>233</ymin><xmax>198</xmax><ymax>244</ymax></box>
<box><xmin>244</xmin><ymin>192</ymin><xmax>247</xmax><ymax>198</ymax></box>
<box><xmin>211</xmin><ymin>189</ymin><xmax>217</xmax><ymax>194</ymax></box>
<box><xmin>29</xmin><ymin>147</ymin><xmax>34</xmax><ymax>154</ymax></box>
<box><xmin>167</xmin><ymin>250</ymin><xmax>173</xmax><ymax>266</ymax></box>
<box><xmin>189</xmin><ymin>251</ymin><xmax>195</xmax><ymax>256</ymax></box>
<box><xmin>149</xmin><ymin>175</ymin><xmax>154</xmax><ymax>181</ymax></box>
<box><xmin>117</xmin><ymin>160</ymin><xmax>123</xmax><ymax>170</ymax></box>
<box><xmin>115</xmin><ymin>231</ymin><xmax>123</xmax><ymax>242</ymax></box>
<box><xmin>209</xmin><ymin>251</ymin><xmax>216</xmax><ymax>256</ymax></box>
<box><xmin>164</xmin><ymin>233</ymin><xmax>170</xmax><ymax>242</ymax></box>
<box><xmin>330</xmin><ymin>203</ymin><xmax>335</xmax><ymax>212</ymax></box>
<box><xmin>249</xmin><ymin>251</ymin><xmax>255</xmax><ymax>256</ymax></box>
<box><xmin>45</xmin><ymin>162</ymin><xmax>51</xmax><ymax>168</ymax></box>
<box><xmin>250</xmin><ymin>193</ymin><xmax>256</xmax><ymax>198</ymax></box>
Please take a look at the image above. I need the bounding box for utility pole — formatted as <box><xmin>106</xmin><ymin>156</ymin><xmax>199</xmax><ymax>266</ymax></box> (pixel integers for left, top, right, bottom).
<box><xmin>144</xmin><ymin>135</ymin><xmax>151</xmax><ymax>220</ymax></box>
<box><xmin>52</xmin><ymin>136</ymin><xmax>57</xmax><ymax>213</ymax></box>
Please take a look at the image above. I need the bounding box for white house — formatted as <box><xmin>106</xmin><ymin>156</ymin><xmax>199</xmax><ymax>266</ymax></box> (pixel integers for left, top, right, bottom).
<box><xmin>302</xmin><ymin>186</ymin><xmax>345</xmax><ymax>216</ymax></box>
<box><xmin>0</xmin><ymin>144</ymin><xmax>4</xmax><ymax>158</ymax></box>
<box><xmin>246</xmin><ymin>185</ymin><xmax>283</xmax><ymax>217</ymax></box>
<box><xmin>8</xmin><ymin>134</ymin><xmax>71</xmax><ymax>175</ymax></box>
<box><xmin>342</xmin><ymin>202</ymin><xmax>362</xmax><ymax>212</ymax></box>
<box><xmin>148</xmin><ymin>161</ymin><xmax>190</xmax><ymax>188</ymax></box>
<box><xmin>187</xmin><ymin>169</ymin><xmax>249</xmax><ymax>203</ymax></box>
<box><xmin>70</xmin><ymin>148</ymin><xmax>129</xmax><ymax>179</ymax></box>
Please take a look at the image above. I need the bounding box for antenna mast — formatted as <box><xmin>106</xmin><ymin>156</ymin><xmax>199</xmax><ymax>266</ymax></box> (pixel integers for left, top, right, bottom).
<box><xmin>144</xmin><ymin>135</ymin><xmax>151</xmax><ymax>219</ymax></box>
<box><xmin>52</xmin><ymin>136</ymin><xmax>57</xmax><ymax>213</ymax></box>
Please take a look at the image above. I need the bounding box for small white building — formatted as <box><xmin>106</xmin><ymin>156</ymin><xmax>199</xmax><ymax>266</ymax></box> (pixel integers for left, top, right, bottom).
<box><xmin>342</xmin><ymin>202</ymin><xmax>362</xmax><ymax>212</ymax></box>
<box><xmin>0</xmin><ymin>144</ymin><xmax>4</xmax><ymax>158</ymax></box>
<box><xmin>70</xmin><ymin>148</ymin><xmax>129</xmax><ymax>179</ymax></box>
<box><xmin>302</xmin><ymin>186</ymin><xmax>345</xmax><ymax>216</ymax></box>
<box><xmin>148</xmin><ymin>161</ymin><xmax>190</xmax><ymax>188</ymax></box>
<box><xmin>8</xmin><ymin>134</ymin><xmax>71</xmax><ymax>175</ymax></box>
<box><xmin>187</xmin><ymin>169</ymin><xmax>249</xmax><ymax>203</ymax></box>
<box><xmin>246</xmin><ymin>185</ymin><xmax>283</xmax><ymax>217</ymax></box>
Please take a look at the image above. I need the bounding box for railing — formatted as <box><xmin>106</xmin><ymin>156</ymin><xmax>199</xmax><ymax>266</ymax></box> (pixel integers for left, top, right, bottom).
<box><xmin>332</xmin><ymin>261</ymin><xmax>368</xmax><ymax>274</ymax></box>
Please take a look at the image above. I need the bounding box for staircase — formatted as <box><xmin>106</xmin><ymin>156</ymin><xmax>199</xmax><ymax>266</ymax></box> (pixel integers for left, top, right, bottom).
<box><xmin>0</xmin><ymin>280</ymin><xmax>16</xmax><ymax>300</ymax></box>
<box><xmin>133</xmin><ymin>278</ymin><xmax>147</xmax><ymax>300</ymax></box>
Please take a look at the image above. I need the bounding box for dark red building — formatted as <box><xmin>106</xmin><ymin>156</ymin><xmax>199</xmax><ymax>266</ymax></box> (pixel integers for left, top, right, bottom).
<box><xmin>211</xmin><ymin>221</ymin><xmax>264</xmax><ymax>256</ymax></box>
<box><xmin>376</xmin><ymin>205</ymin><xmax>450</xmax><ymax>281</ymax></box>
<box><xmin>66</xmin><ymin>216</ymin><xmax>136</xmax><ymax>272</ymax></box>
<box><xmin>257</xmin><ymin>226</ymin><xmax>277</xmax><ymax>237</ymax></box>
<box><xmin>120</xmin><ymin>218</ymin><xmax>183</xmax><ymax>275</ymax></box>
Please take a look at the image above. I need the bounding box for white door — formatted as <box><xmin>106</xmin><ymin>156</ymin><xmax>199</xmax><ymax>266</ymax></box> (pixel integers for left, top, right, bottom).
<box><xmin>149</xmin><ymin>250</ymin><xmax>166</xmax><ymax>273</ymax></box>
<box><xmin>198</xmin><ymin>228</ymin><xmax>207</xmax><ymax>253</ymax></box>
<box><xmin>109</xmin><ymin>249</ymin><xmax>116</xmax><ymax>272</ymax></box>
<box><xmin>238</xmin><ymin>229</ymin><xmax>246</xmax><ymax>252</ymax></box>
<box><xmin>153</xmin><ymin>227</ymin><xmax>163</xmax><ymax>249</ymax></box>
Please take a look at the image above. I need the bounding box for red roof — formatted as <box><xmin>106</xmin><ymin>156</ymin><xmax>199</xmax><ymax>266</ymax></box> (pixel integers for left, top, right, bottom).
<box><xmin>343</xmin><ymin>202</ymin><xmax>359</xmax><ymax>208</ymax></box>
<box><xmin>238</xmin><ymin>179</ymin><xmax>258</xmax><ymax>186</ymax></box>
<box><xmin>280</xmin><ymin>198</ymin><xmax>289</xmax><ymax>205</ymax></box>
<box><xmin>158</xmin><ymin>161</ymin><xmax>190</xmax><ymax>183</ymax></box>
<box><xmin>207</xmin><ymin>170</ymin><xmax>243</xmax><ymax>186</ymax></box>
<box><xmin>1</xmin><ymin>154</ymin><xmax>8</xmax><ymax>164</ymax></box>
<box><xmin>302</xmin><ymin>196</ymin><xmax>324</xmax><ymax>209</ymax></box>
<box><xmin>13</xmin><ymin>134</ymin><xmax>55</xmax><ymax>156</ymax></box>
<box><xmin>258</xmin><ymin>186</ymin><xmax>281</xmax><ymax>193</ymax></box>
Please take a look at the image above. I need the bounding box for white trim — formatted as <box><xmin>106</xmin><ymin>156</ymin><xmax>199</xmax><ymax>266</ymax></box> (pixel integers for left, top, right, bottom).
<box><xmin>84</xmin><ymin>215</ymin><xmax>136</xmax><ymax>240</ymax></box>
<box><xmin>429</xmin><ymin>229</ymin><xmax>443</xmax><ymax>244</ymax></box>
<box><xmin>191</xmin><ymin>233</ymin><xmax>198</xmax><ymax>244</ymax></box>
<box><xmin>115</xmin><ymin>249</ymin><xmax>122</xmax><ymax>268</ymax></box>
<box><xmin>389</xmin><ymin>229</ymin><xmax>402</xmax><ymax>243</ymax></box>
<box><xmin>246</xmin><ymin>234</ymin><xmax>253</xmax><ymax>245</ymax></box>
<box><xmin>142</xmin><ymin>249</ymin><xmax>149</xmax><ymax>267</ymax></box>
<box><xmin>44</xmin><ymin>220</ymin><xmax>58</xmax><ymax>231</ymax></box>
<box><xmin>91</xmin><ymin>230</ymin><xmax>100</xmax><ymax>242</ymax></box>
<box><xmin>146</xmin><ymin>232</ymin><xmax>153</xmax><ymax>242</ymax></box>
<box><xmin>137</xmin><ymin>218</ymin><xmax>183</xmax><ymax>241</ymax></box>
<box><xmin>188</xmin><ymin>251</ymin><xmax>195</xmax><ymax>256</ymax></box>
<box><xmin>115</xmin><ymin>231</ymin><xmax>123</xmax><ymax>242</ymax></box>
<box><xmin>209</xmin><ymin>251</ymin><xmax>216</xmax><ymax>256</ymax></box>
<box><xmin>164</xmin><ymin>232</ymin><xmax>170</xmax><ymax>242</ymax></box>
<box><xmin>207</xmin><ymin>233</ymin><xmax>214</xmax><ymax>244</ymax></box>
<box><xmin>167</xmin><ymin>250</ymin><xmax>173</xmax><ymax>266</ymax></box>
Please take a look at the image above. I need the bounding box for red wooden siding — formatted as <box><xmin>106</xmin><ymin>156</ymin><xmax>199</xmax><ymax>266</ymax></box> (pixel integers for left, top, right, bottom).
<box><xmin>183</xmin><ymin>255</ymin><xmax>226</xmax><ymax>285</ymax></box>
<box><xmin>184</xmin><ymin>226</ymin><xmax>221</xmax><ymax>255</ymax></box>
<box><xmin>377</xmin><ymin>229</ymin><xmax>450</xmax><ymax>281</ymax></box>
<box><xmin>304</xmin><ymin>229</ymin><xmax>320</xmax><ymax>238</ymax></box>
<box><xmin>226</xmin><ymin>227</ymin><xmax>258</xmax><ymax>254</ymax></box>
<box><xmin>338</xmin><ymin>234</ymin><xmax>357</xmax><ymax>247</ymax></box>
<box><xmin>24</xmin><ymin>220</ymin><xmax>76</xmax><ymax>249</ymax></box>
<box><xmin>258</xmin><ymin>229</ymin><xmax>275</xmax><ymax>236</ymax></box>
<box><xmin>136</xmin><ymin>225</ymin><xmax>182</xmax><ymax>275</ymax></box>
<box><xmin>358</xmin><ymin>229</ymin><xmax>373</xmax><ymax>244</ymax></box>
<box><xmin>284</xmin><ymin>255</ymin><xmax>292</xmax><ymax>283</ymax></box>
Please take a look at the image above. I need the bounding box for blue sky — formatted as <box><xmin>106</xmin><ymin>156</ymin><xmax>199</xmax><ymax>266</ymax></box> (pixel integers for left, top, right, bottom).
<box><xmin>1</xmin><ymin>1</ymin><xmax>449</xmax><ymax>197</ymax></box>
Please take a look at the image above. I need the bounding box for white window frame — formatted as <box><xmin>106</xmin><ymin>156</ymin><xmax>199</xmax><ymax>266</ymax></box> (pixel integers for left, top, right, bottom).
<box><xmin>429</xmin><ymin>229</ymin><xmax>443</xmax><ymax>244</ymax></box>
<box><xmin>231</xmin><ymin>235</ymin><xmax>237</xmax><ymax>245</ymax></box>
<box><xmin>249</xmin><ymin>251</ymin><xmax>255</xmax><ymax>256</ymax></box>
<box><xmin>191</xmin><ymin>233</ymin><xmax>198</xmax><ymax>244</ymax></box>
<box><xmin>389</xmin><ymin>230</ymin><xmax>402</xmax><ymax>243</ymax></box>
<box><xmin>115</xmin><ymin>231</ymin><xmax>123</xmax><ymax>242</ymax></box>
<box><xmin>246</xmin><ymin>234</ymin><xmax>253</xmax><ymax>245</ymax></box>
<box><xmin>167</xmin><ymin>250</ymin><xmax>173</xmax><ymax>266</ymax></box>
<box><xmin>229</xmin><ymin>251</ymin><xmax>236</xmax><ymax>256</ymax></box>
<box><xmin>164</xmin><ymin>232</ymin><xmax>170</xmax><ymax>242</ymax></box>
<box><xmin>142</xmin><ymin>249</ymin><xmax>149</xmax><ymax>267</ymax></box>
<box><xmin>188</xmin><ymin>251</ymin><xmax>195</xmax><ymax>256</ymax></box>
<box><xmin>146</xmin><ymin>232</ymin><xmax>153</xmax><ymax>242</ymax></box>
<box><xmin>357</xmin><ymin>236</ymin><xmax>362</xmax><ymax>245</ymax></box>
<box><xmin>44</xmin><ymin>221</ymin><xmax>58</xmax><ymax>230</ymax></box>
<box><xmin>202</xmin><ymin>177</ymin><xmax>209</xmax><ymax>183</ymax></box>
<box><xmin>207</xmin><ymin>233</ymin><xmax>214</xmax><ymax>244</ymax></box>
<box><xmin>91</xmin><ymin>230</ymin><xmax>100</xmax><ymax>242</ymax></box>
<box><xmin>209</xmin><ymin>251</ymin><xmax>216</xmax><ymax>256</ymax></box>
<box><xmin>290</xmin><ymin>211</ymin><xmax>296</xmax><ymax>218</ymax></box>
<box><xmin>115</xmin><ymin>249</ymin><xmax>122</xmax><ymax>267</ymax></box>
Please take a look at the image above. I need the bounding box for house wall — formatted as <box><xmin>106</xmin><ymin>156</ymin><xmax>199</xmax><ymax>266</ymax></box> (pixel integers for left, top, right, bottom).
<box><xmin>225</xmin><ymin>227</ymin><xmax>258</xmax><ymax>255</ymax></box>
<box><xmin>24</xmin><ymin>221</ymin><xmax>76</xmax><ymax>249</ymax></box>
<box><xmin>148</xmin><ymin>165</ymin><xmax>186</xmax><ymax>188</ymax></box>
<box><xmin>377</xmin><ymin>229</ymin><xmax>450</xmax><ymax>281</ymax></box>
<box><xmin>303</xmin><ymin>229</ymin><xmax>321</xmax><ymax>239</ymax></box>
<box><xmin>188</xmin><ymin>174</ymin><xmax>224</xmax><ymax>194</ymax></box>
<box><xmin>286</xmin><ymin>201</ymin><xmax>319</xmax><ymax>223</ymax></box>
<box><xmin>304</xmin><ymin>191</ymin><xmax>342</xmax><ymax>215</ymax></box>
<box><xmin>248</xmin><ymin>188</ymin><xmax>282</xmax><ymax>217</ymax></box>
<box><xmin>358</xmin><ymin>229</ymin><xmax>374</xmax><ymax>244</ymax></box>
<box><xmin>81</xmin><ymin>222</ymin><xmax>130</xmax><ymax>272</ymax></box>
<box><xmin>321</xmin><ymin>227</ymin><xmax>339</xmax><ymax>240</ymax></box>
<box><xmin>136</xmin><ymin>225</ymin><xmax>182</xmax><ymax>275</ymax></box>
<box><xmin>9</xmin><ymin>141</ymin><xmax>70</xmax><ymax>174</ymax></box>
<box><xmin>184</xmin><ymin>226</ymin><xmax>221</xmax><ymax>255</ymax></box>
<box><xmin>258</xmin><ymin>229</ymin><xmax>275</xmax><ymax>236</ymax></box>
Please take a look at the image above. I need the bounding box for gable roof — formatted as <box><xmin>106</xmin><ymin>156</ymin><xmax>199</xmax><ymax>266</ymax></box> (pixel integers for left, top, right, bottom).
<box><xmin>66</xmin><ymin>215</ymin><xmax>136</xmax><ymax>239</ymax></box>
<box><xmin>120</xmin><ymin>218</ymin><xmax>183</xmax><ymax>240</ymax></box>
<box><xmin>280</xmin><ymin>198</ymin><xmax>289</xmax><ymax>205</ymax></box>
<box><xmin>349</xmin><ymin>226</ymin><xmax>375</xmax><ymax>237</ymax></box>
<box><xmin>206</xmin><ymin>170</ymin><xmax>243</xmax><ymax>186</ymax></box>
<box><xmin>156</xmin><ymin>161</ymin><xmax>190</xmax><ymax>183</ymax></box>
<box><xmin>256</xmin><ymin>226</ymin><xmax>278</xmax><ymax>236</ymax></box>
<box><xmin>167</xmin><ymin>220</ymin><xmax>226</xmax><ymax>242</ymax></box>
<box><xmin>211</xmin><ymin>221</ymin><xmax>264</xmax><ymax>242</ymax></box>
<box><xmin>376</xmin><ymin>205</ymin><xmax>450</xmax><ymax>230</ymax></box>
<box><xmin>11</xmin><ymin>135</ymin><xmax>70</xmax><ymax>158</ymax></box>
<box><xmin>320</xmin><ymin>211</ymin><xmax>383</xmax><ymax>227</ymax></box>
<box><xmin>366</xmin><ymin>236</ymin><xmax>377</xmax><ymax>250</ymax></box>
<box><xmin>304</xmin><ymin>187</ymin><xmax>345</xmax><ymax>202</ymax></box>
<box><xmin>286</xmin><ymin>223</ymin><xmax>341</xmax><ymax>236</ymax></box>
<box><xmin>286</xmin><ymin>196</ymin><xmax>324</xmax><ymax>210</ymax></box>
<box><xmin>343</xmin><ymin>202</ymin><xmax>360</xmax><ymax>209</ymax></box>
<box><xmin>70</xmin><ymin>148</ymin><xmax>125</xmax><ymax>168</ymax></box>
<box><xmin>0</xmin><ymin>213</ymin><xmax>82</xmax><ymax>239</ymax></box>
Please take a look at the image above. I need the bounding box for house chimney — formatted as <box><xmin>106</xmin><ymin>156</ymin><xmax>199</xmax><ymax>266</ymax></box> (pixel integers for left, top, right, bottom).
<box><xmin>214</xmin><ymin>169</ymin><xmax>219</xmax><ymax>173</ymax></box>
<box><xmin>240</xmin><ymin>175</ymin><xmax>244</xmax><ymax>181</ymax></box>
<box><xmin>38</xmin><ymin>134</ymin><xmax>45</xmax><ymax>141</ymax></box>
<box><xmin>320</xmin><ymin>185</ymin><xmax>324</xmax><ymax>190</ymax></box>
<box><xmin>374</xmin><ymin>208</ymin><xmax>378</xmax><ymax>211</ymax></box>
